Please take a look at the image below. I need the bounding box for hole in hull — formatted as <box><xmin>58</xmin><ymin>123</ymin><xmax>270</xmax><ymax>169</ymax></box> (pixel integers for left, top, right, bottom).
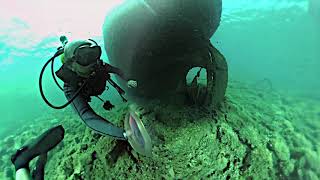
<box><xmin>185</xmin><ymin>67</ymin><xmax>208</xmax><ymax>106</ymax></box>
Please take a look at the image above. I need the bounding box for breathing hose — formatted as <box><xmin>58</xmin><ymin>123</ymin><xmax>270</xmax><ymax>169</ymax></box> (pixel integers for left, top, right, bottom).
<box><xmin>39</xmin><ymin>49</ymin><xmax>88</xmax><ymax>109</ymax></box>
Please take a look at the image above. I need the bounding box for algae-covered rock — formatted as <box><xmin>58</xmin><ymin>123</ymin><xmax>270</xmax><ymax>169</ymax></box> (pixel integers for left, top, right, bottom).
<box><xmin>304</xmin><ymin>149</ymin><xmax>320</xmax><ymax>173</ymax></box>
<box><xmin>1</xmin><ymin>81</ymin><xmax>320</xmax><ymax>180</ymax></box>
<box><xmin>292</xmin><ymin>133</ymin><xmax>313</xmax><ymax>150</ymax></box>
<box><xmin>239</xmin><ymin>126</ymin><xmax>263</xmax><ymax>148</ymax></box>
<box><xmin>242</xmin><ymin>146</ymin><xmax>274</xmax><ymax>179</ymax></box>
<box><xmin>271</xmin><ymin>135</ymin><xmax>290</xmax><ymax>162</ymax></box>
<box><xmin>298</xmin><ymin>169</ymin><xmax>320</xmax><ymax>180</ymax></box>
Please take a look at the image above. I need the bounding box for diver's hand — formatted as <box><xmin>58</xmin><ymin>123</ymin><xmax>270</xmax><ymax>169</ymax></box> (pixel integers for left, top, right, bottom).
<box><xmin>123</xmin><ymin>130</ymin><xmax>133</xmax><ymax>140</ymax></box>
<box><xmin>127</xmin><ymin>80</ymin><xmax>138</xmax><ymax>88</ymax></box>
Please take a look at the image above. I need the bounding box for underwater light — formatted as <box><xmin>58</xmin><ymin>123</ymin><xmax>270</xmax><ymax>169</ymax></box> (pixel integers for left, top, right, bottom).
<box><xmin>124</xmin><ymin>107</ymin><xmax>152</xmax><ymax>157</ymax></box>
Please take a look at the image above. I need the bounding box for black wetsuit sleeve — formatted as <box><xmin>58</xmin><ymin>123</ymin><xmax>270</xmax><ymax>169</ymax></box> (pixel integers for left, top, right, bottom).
<box><xmin>103</xmin><ymin>62</ymin><xmax>128</xmax><ymax>81</ymax></box>
<box><xmin>63</xmin><ymin>83</ymin><xmax>126</xmax><ymax>140</ymax></box>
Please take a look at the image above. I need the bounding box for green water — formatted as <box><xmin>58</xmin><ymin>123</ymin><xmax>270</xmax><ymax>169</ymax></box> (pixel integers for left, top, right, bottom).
<box><xmin>0</xmin><ymin>0</ymin><xmax>319</xmax><ymax>179</ymax></box>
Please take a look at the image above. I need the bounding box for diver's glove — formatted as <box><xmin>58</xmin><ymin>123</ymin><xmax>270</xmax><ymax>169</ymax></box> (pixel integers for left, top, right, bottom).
<box><xmin>11</xmin><ymin>125</ymin><xmax>65</xmax><ymax>171</ymax></box>
<box><xmin>127</xmin><ymin>80</ymin><xmax>138</xmax><ymax>88</ymax></box>
<box><xmin>123</xmin><ymin>132</ymin><xmax>128</xmax><ymax>140</ymax></box>
<box><xmin>122</xmin><ymin>130</ymin><xmax>132</xmax><ymax>140</ymax></box>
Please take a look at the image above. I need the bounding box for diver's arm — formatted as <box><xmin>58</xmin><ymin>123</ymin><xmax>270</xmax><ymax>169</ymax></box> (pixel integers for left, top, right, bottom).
<box><xmin>102</xmin><ymin>62</ymin><xmax>128</xmax><ymax>81</ymax></box>
<box><xmin>101</xmin><ymin>61</ymin><xmax>137</xmax><ymax>88</ymax></box>
<box><xmin>64</xmin><ymin>84</ymin><xmax>126</xmax><ymax>140</ymax></box>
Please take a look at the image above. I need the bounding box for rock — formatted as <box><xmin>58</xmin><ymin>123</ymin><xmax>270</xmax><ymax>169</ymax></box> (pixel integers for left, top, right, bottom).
<box><xmin>4</xmin><ymin>81</ymin><xmax>318</xmax><ymax>180</ymax></box>
<box><xmin>74</xmin><ymin>137</ymin><xmax>80</xmax><ymax>144</ymax></box>
<box><xmin>272</xmin><ymin>136</ymin><xmax>290</xmax><ymax>161</ymax></box>
<box><xmin>80</xmin><ymin>144</ymin><xmax>88</xmax><ymax>151</ymax></box>
<box><xmin>4</xmin><ymin>167</ymin><xmax>13</xmax><ymax>178</ymax></box>
<box><xmin>4</xmin><ymin>136</ymin><xmax>14</xmax><ymax>147</ymax></box>
<box><xmin>305</xmin><ymin>149</ymin><xmax>320</xmax><ymax>173</ymax></box>
<box><xmin>50</xmin><ymin>118</ymin><xmax>59</xmax><ymax>124</ymax></box>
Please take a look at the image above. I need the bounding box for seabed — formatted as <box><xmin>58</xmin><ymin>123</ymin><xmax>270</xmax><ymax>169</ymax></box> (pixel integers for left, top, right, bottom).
<box><xmin>0</xmin><ymin>80</ymin><xmax>319</xmax><ymax>180</ymax></box>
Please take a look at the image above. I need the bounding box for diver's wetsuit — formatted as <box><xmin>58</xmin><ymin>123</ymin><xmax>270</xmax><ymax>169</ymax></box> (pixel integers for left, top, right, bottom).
<box><xmin>59</xmin><ymin>60</ymin><xmax>128</xmax><ymax>140</ymax></box>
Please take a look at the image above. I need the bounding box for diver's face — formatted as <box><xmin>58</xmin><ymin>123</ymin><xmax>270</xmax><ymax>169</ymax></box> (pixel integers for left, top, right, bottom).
<box><xmin>75</xmin><ymin>45</ymin><xmax>102</xmax><ymax>66</ymax></box>
<box><xmin>72</xmin><ymin>61</ymin><xmax>96</xmax><ymax>78</ymax></box>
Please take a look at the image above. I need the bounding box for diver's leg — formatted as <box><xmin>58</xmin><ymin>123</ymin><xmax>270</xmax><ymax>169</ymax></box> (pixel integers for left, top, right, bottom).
<box><xmin>31</xmin><ymin>154</ymin><xmax>47</xmax><ymax>180</ymax></box>
<box><xmin>11</xmin><ymin>125</ymin><xmax>64</xmax><ymax>180</ymax></box>
<box><xmin>64</xmin><ymin>84</ymin><xmax>126</xmax><ymax>140</ymax></box>
<box><xmin>16</xmin><ymin>168</ymin><xmax>32</xmax><ymax>180</ymax></box>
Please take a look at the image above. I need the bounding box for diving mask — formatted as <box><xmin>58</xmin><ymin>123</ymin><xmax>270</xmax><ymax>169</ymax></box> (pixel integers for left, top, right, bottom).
<box><xmin>74</xmin><ymin>43</ymin><xmax>102</xmax><ymax>66</ymax></box>
<box><xmin>63</xmin><ymin>39</ymin><xmax>102</xmax><ymax>78</ymax></box>
<box><xmin>70</xmin><ymin>61</ymin><xmax>96</xmax><ymax>78</ymax></box>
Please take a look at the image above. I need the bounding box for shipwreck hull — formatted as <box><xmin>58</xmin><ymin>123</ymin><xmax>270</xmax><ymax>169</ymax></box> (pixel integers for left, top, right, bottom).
<box><xmin>103</xmin><ymin>0</ymin><xmax>227</xmax><ymax>106</ymax></box>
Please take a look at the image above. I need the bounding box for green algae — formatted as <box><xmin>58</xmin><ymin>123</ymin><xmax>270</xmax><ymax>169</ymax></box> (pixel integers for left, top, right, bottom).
<box><xmin>0</xmin><ymin>80</ymin><xmax>319</xmax><ymax>179</ymax></box>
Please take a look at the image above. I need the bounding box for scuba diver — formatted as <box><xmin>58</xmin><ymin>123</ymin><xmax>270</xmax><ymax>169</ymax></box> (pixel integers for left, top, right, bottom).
<box><xmin>39</xmin><ymin>35</ymin><xmax>138</xmax><ymax>140</ymax></box>
<box><xmin>11</xmin><ymin>125</ymin><xmax>65</xmax><ymax>180</ymax></box>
